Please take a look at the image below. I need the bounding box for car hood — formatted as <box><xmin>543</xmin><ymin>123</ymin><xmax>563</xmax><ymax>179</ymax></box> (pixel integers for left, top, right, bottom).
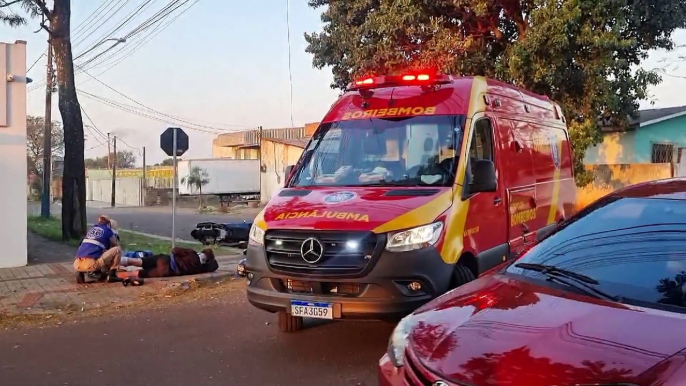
<box><xmin>260</xmin><ymin>187</ymin><xmax>452</xmax><ymax>232</ymax></box>
<box><xmin>408</xmin><ymin>274</ymin><xmax>686</xmax><ymax>386</ymax></box>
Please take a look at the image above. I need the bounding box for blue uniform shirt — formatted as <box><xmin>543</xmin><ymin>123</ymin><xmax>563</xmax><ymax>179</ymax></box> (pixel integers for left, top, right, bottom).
<box><xmin>75</xmin><ymin>224</ymin><xmax>114</xmax><ymax>259</ymax></box>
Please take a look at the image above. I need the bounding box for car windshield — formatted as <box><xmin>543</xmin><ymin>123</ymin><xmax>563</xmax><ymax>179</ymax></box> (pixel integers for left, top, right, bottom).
<box><xmin>289</xmin><ymin>115</ymin><xmax>464</xmax><ymax>188</ymax></box>
<box><xmin>505</xmin><ymin>196</ymin><xmax>686</xmax><ymax>313</ymax></box>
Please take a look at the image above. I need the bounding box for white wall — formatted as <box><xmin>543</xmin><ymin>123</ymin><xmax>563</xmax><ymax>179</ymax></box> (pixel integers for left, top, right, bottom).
<box><xmin>0</xmin><ymin>41</ymin><xmax>28</xmax><ymax>268</ymax></box>
<box><xmin>260</xmin><ymin>141</ymin><xmax>304</xmax><ymax>203</ymax></box>
<box><xmin>87</xmin><ymin>177</ymin><xmax>143</xmax><ymax>207</ymax></box>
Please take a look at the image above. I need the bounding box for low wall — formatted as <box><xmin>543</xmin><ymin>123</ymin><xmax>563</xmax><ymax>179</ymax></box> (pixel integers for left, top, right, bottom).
<box><xmin>576</xmin><ymin>163</ymin><xmax>673</xmax><ymax>210</ymax></box>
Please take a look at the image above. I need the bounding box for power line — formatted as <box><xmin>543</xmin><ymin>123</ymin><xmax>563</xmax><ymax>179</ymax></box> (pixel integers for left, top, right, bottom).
<box><xmin>86</xmin><ymin>0</ymin><xmax>201</xmax><ymax>72</ymax></box>
<box><xmin>77</xmin><ymin>65</ymin><xmax>250</xmax><ymax>131</ymax></box>
<box><xmin>83</xmin><ymin>0</ymin><xmax>189</xmax><ymax>70</ymax></box>
<box><xmin>72</xmin><ymin>0</ymin><xmax>131</xmax><ymax>49</ymax></box>
<box><xmin>27</xmin><ymin>52</ymin><xmax>45</xmax><ymax>73</ymax></box>
<box><xmin>285</xmin><ymin>0</ymin><xmax>294</xmax><ymax>127</ymax></box>
<box><xmin>78</xmin><ymin>89</ymin><xmax>241</xmax><ymax>135</ymax></box>
<box><xmin>28</xmin><ymin>0</ymin><xmax>196</xmax><ymax>92</ymax></box>
<box><xmin>72</xmin><ymin>1</ymin><xmax>112</xmax><ymax>37</ymax></box>
<box><xmin>80</xmin><ymin>104</ymin><xmax>110</xmax><ymax>144</ymax></box>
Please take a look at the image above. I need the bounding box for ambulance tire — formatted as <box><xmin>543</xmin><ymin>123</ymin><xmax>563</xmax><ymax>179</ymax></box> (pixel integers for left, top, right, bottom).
<box><xmin>277</xmin><ymin>311</ymin><xmax>304</xmax><ymax>333</ymax></box>
<box><xmin>451</xmin><ymin>264</ymin><xmax>476</xmax><ymax>289</ymax></box>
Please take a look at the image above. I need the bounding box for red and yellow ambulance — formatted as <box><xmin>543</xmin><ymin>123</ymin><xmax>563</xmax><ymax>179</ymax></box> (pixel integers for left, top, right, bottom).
<box><xmin>245</xmin><ymin>72</ymin><xmax>577</xmax><ymax>332</ymax></box>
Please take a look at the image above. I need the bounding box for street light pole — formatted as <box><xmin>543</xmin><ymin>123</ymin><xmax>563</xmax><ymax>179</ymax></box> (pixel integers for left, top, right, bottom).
<box><xmin>74</xmin><ymin>37</ymin><xmax>126</xmax><ymax>60</ymax></box>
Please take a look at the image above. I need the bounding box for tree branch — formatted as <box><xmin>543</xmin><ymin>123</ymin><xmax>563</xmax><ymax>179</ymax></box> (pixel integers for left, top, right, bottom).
<box><xmin>30</xmin><ymin>0</ymin><xmax>50</xmax><ymax>18</ymax></box>
<box><xmin>0</xmin><ymin>0</ymin><xmax>23</xmax><ymax>8</ymax></box>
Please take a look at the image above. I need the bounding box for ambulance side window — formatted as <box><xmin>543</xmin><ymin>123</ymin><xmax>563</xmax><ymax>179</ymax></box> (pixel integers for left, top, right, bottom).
<box><xmin>470</xmin><ymin>119</ymin><xmax>494</xmax><ymax>162</ymax></box>
<box><xmin>465</xmin><ymin>119</ymin><xmax>494</xmax><ymax>185</ymax></box>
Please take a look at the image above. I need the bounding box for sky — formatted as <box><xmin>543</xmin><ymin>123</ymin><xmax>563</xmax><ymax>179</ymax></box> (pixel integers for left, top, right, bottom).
<box><xmin>1</xmin><ymin>1</ymin><xmax>685</xmax><ymax>166</ymax></box>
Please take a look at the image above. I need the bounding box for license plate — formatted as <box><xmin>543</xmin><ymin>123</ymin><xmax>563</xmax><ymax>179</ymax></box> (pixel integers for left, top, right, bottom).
<box><xmin>290</xmin><ymin>300</ymin><xmax>333</xmax><ymax>320</ymax></box>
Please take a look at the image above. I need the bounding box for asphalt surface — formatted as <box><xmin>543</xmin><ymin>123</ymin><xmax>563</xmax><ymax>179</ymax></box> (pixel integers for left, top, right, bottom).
<box><xmin>0</xmin><ymin>285</ymin><xmax>393</xmax><ymax>386</ymax></box>
<box><xmin>29</xmin><ymin>202</ymin><xmax>256</xmax><ymax>241</ymax></box>
<box><xmin>89</xmin><ymin>206</ymin><xmax>257</xmax><ymax>241</ymax></box>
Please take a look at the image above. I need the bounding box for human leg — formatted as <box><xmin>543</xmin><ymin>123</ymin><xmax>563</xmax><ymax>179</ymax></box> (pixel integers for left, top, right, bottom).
<box><xmin>98</xmin><ymin>246</ymin><xmax>123</xmax><ymax>283</ymax></box>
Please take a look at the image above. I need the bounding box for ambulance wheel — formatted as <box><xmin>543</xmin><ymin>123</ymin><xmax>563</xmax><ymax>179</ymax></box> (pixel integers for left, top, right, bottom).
<box><xmin>277</xmin><ymin>311</ymin><xmax>303</xmax><ymax>333</ymax></box>
<box><xmin>75</xmin><ymin>272</ymin><xmax>86</xmax><ymax>284</ymax></box>
<box><xmin>451</xmin><ymin>264</ymin><xmax>476</xmax><ymax>289</ymax></box>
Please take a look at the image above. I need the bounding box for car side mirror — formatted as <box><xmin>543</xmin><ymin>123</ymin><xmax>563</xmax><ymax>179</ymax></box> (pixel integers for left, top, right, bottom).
<box><xmin>470</xmin><ymin>159</ymin><xmax>497</xmax><ymax>193</ymax></box>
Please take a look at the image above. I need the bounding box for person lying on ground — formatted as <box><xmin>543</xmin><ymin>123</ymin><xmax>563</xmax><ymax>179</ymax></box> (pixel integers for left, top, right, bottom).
<box><xmin>73</xmin><ymin>215</ymin><xmax>124</xmax><ymax>283</ymax></box>
<box><xmin>121</xmin><ymin>247</ymin><xmax>219</xmax><ymax>278</ymax></box>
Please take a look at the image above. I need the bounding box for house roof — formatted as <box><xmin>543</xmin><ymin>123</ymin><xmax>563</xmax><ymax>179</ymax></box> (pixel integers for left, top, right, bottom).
<box><xmin>263</xmin><ymin>137</ymin><xmax>309</xmax><ymax>148</ymax></box>
<box><xmin>600</xmin><ymin>105</ymin><xmax>686</xmax><ymax>132</ymax></box>
<box><xmin>634</xmin><ymin>105</ymin><xmax>686</xmax><ymax>127</ymax></box>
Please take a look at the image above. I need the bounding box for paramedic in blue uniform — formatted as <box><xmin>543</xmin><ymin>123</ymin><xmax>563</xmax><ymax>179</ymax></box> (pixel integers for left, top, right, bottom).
<box><xmin>73</xmin><ymin>215</ymin><xmax>124</xmax><ymax>283</ymax></box>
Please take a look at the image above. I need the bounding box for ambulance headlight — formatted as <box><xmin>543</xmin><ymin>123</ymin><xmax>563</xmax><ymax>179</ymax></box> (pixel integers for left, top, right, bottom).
<box><xmin>386</xmin><ymin>222</ymin><xmax>443</xmax><ymax>252</ymax></box>
<box><xmin>249</xmin><ymin>224</ymin><xmax>265</xmax><ymax>246</ymax></box>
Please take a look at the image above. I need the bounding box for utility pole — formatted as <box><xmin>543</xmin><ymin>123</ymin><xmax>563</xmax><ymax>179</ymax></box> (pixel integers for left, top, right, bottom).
<box><xmin>107</xmin><ymin>133</ymin><xmax>111</xmax><ymax>169</ymax></box>
<box><xmin>111</xmin><ymin>136</ymin><xmax>116</xmax><ymax>207</ymax></box>
<box><xmin>142</xmin><ymin>147</ymin><xmax>146</xmax><ymax>206</ymax></box>
<box><xmin>40</xmin><ymin>43</ymin><xmax>53</xmax><ymax>218</ymax></box>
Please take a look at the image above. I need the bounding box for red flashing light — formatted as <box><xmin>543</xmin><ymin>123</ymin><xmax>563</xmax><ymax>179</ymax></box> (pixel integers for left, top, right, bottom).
<box><xmin>355</xmin><ymin>77</ymin><xmax>375</xmax><ymax>86</ymax></box>
<box><xmin>402</xmin><ymin>75</ymin><xmax>416</xmax><ymax>81</ymax></box>
<box><xmin>417</xmin><ymin>74</ymin><xmax>430</xmax><ymax>81</ymax></box>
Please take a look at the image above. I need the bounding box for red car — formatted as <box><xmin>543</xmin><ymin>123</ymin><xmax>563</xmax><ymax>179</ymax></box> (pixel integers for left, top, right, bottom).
<box><xmin>379</xmin><ymin>178</ymin><xmax>686</xmax><ymax>386</ymax></box>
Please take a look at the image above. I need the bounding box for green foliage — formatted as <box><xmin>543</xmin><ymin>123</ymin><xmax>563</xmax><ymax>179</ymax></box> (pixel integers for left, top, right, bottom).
<box><xmin>181</xmin><ymin>166</ymin><xmax>211</xmax><ymax>208</ymax></box>
<box><xmin>305</xmin><ymin>0</ymin><xmax>686</xmax><ymax>186</ymax></box>
<box><xmin>26</xmin><ymin>116</ymin><xmax>64</xmax><ymax>177</ymax></box>
<box><xmin>84</xmin><ymin>150</ymin><xmax>137</xmax><ymax>169</ymax></box>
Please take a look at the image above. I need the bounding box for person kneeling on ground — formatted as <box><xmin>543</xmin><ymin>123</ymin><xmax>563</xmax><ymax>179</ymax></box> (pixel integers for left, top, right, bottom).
<box><xmin>74</xmin><ymin>216</ymin><xmax>124</xmax><ymax>283</ymax></box>
<box><xmin>122</xmin><ymin>247</ymin><xmax>219</xmax><ymax>278</ymax></box>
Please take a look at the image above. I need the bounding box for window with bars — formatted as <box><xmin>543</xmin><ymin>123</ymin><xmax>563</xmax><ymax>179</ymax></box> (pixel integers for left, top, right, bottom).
<box><xmin>651</xmin><ymin>143</ymin><xmax>674</xmax><ymax>163</ymax></box>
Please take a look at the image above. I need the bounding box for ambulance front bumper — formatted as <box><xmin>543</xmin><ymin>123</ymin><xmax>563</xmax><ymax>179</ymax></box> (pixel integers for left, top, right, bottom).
<box><xmin>244</xmin><ymin>243</ymin><xmax>454</xmax><ymax>321</ymax></box>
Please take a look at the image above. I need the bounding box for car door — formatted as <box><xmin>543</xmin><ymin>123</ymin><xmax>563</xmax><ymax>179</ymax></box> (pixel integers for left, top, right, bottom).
<box><xmin>462</xmin><ymin>116</ymin><xmax>509</xmax><ymax>273</ymax></box>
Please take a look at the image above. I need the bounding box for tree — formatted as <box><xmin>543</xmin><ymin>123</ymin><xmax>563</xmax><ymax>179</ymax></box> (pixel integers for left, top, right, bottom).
<box><xmin>305</xmin><ymin>0</ymin><xmax>686</xmax><ymax>186</ymax></box>
<box><xmin>0</xmin><ymin>0</ymin><xmax>27</xmax><ymax>26</ymax></box>
<box><xmin>84</xmin><ymin>151</ymin><xmax>137</xmax><ymax>169</ymax></box>
<box><xmin>26</xmin><ymin>115</ymin><xmax>64</xmax><ymax>179</ymax></box>
<box><xmin>181</xmin><ymin>166</ymin><xmax>210</xmax><ymax>208</ymax></box>
<box><xmin>3</xmin><ymin>0</ymin><xmax>88</xmax><ymax>239</ymax></box>
<box><xmin>160</xmin><ymin>158</ymin><xmax>174</xmax><ymax>166</ymax></box>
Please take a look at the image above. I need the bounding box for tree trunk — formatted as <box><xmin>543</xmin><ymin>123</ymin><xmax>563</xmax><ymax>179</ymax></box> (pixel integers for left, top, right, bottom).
<box><xmin>52</xmin><ymin>0</ymin><xmax>87</xmax><ymax>239</ymax></box>
<box><xmin>199</xmin><ymin>186</ymin><xmax>203</xmax><ymax>209</ymax></box>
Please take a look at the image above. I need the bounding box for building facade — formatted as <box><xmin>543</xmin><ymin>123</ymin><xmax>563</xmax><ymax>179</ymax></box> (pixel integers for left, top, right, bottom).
<box><xmin>585</xmin><ymin>106</ymin><xmax>686</xmax><ymax>166</ymax></box>
<box><xmin>0</xmin><ymin>41</ymin><xmax>28</xmax><ymax>268</ymax></box>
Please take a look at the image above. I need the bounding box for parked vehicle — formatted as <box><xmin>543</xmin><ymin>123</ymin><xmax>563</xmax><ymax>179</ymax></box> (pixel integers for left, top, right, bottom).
<box><xmin>177</xmin><ymin>159</ymin><xmax>260</xmax><ymax>204</ymax></box>
<box><xmin>190</xmin><ymin>220</ymin><xmax>252</xmax><ymax>246</ymax></box>
<box><xmin>380</xmin><ymin>178</ymin><xmax>686</xmax><ymax>386</ymax></box>
<box><xmin>245</xmin><ymin>72</ymin><xmax>577</xmax><ymax>332</ymax></box>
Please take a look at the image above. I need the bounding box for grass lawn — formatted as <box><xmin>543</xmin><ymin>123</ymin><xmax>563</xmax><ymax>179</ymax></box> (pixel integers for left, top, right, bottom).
<box><xmin>27</xmin><ymin>216</ymin><xmax>230</xmax><ymax>255</ymax></box>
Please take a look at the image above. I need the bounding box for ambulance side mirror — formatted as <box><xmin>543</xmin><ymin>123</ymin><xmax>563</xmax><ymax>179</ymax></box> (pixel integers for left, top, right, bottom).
<box><xmin>470</xmin><ymin>159</ymin><xmax>497</xmax><ymax>193</ymax></box>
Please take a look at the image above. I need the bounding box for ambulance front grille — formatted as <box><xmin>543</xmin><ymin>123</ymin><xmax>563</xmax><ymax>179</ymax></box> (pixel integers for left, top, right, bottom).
<box><xmin>264</xmin><ymin>230</ymin><xmax>380</xmax><ymax>276</ymax></box>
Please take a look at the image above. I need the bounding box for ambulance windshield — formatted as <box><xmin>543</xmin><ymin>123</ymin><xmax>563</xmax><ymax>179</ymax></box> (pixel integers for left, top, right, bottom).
<box><xmin>290</xmin><ymin>115</ymin><xmax>464</xmax><ymax>188</ymax></box>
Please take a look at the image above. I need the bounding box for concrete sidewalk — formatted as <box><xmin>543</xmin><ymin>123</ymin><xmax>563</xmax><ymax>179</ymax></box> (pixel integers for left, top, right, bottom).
<box><xmin>0</xmin><ymin>254</ymin><xmax>244</xmax><ymax>316</ymax></box>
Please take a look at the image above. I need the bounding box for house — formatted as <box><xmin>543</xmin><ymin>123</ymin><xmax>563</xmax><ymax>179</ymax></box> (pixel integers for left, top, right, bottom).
<box><xmin>260</xmin><ymin>137</ymin><xmax>309</xmax><ymax>203</ymax></box>
<box><xmin>212</xmin><ymin>123</ymin><xmax>318</xmax><ymax>159</ymax></box>
<box><xmin>585</xmin><ymin>106</ymin><xmax>686</xmax><ymax>165</ymax></box>
<box><xmin>0</xmin><ymin>41</ymin><xmax>28</xmax><ymax>268</ymax></box>
<box><xmin>212</xmin><ymin>122</ymin><xmax>320</xmax><ymax>203</ymax></box>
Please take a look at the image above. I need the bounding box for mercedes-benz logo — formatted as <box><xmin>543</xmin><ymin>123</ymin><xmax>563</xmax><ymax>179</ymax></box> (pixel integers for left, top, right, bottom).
<box><xmin>300</xmin><ymin>237</ymin><xmax>324</xmax><ymax>264</ymax></box>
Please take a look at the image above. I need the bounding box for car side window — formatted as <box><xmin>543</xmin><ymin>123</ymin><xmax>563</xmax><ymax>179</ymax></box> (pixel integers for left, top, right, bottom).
<box><xmin>465</xmin><ymin>119</ymin><xmax>494</xmax><ymax>185</ymax></box>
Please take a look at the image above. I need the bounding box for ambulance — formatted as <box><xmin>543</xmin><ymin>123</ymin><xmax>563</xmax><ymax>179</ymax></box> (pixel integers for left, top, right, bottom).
<box><xmin>245</xmin><ymin>73</ymin><xmax>576</xmax><ymax>332</ymax></box>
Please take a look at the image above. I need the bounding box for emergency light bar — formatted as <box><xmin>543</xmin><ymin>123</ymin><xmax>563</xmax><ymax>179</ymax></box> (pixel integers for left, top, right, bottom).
<box><xmin>347</xmin><ymin>72</ymin><xmax>452</xmax><ymax>91</ymax></box>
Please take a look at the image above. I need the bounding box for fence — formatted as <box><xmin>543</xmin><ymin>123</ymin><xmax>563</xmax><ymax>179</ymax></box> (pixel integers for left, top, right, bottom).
<box><xmin>576</xmin><ymin>163</ymin><xmax>673</xmax><ymax>211</ymax></box>
<box><xmin>87</xmin><ymin>177</ymin><xmax>143</xmax><ymax>207</ymax></box>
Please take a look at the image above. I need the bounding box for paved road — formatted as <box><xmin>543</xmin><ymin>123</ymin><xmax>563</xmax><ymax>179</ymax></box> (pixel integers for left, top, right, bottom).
<box><xmin>28</xmin><ymin>201</ymin><xmax>257</xmax><ymax>241</ymax></box>
<box><xmin>0</xmin><ymin>286</ymin><xmax>392</xmax><ymax>386</ymax></box>
<box><xmin>88</xmin><ymin>206</ymin><xmax>258</xmax><ymax>241</ymax></box>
